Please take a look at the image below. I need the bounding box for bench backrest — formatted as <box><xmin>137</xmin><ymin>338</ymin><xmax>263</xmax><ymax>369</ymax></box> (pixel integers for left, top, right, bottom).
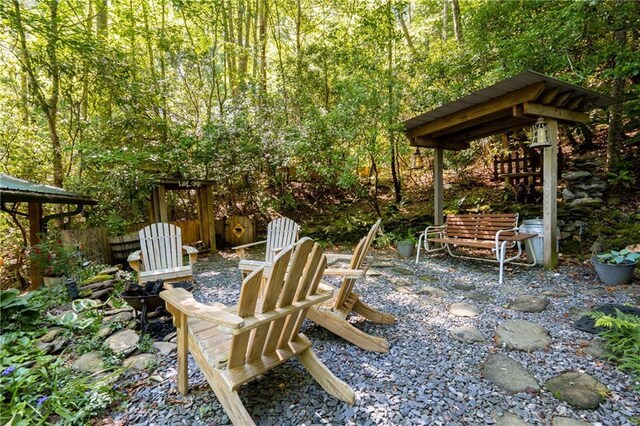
<box><xmin>228</xmin><ymin>237</ymin><xmax>326</xmax><ymax>370</ymax></box>
<box><xmin>139</xmin><ymin>223</ymin><xmax>184</xmax><ymax>271</ymax></box>
<box><xmin>265</xmin><ymin>217</ymin><xmax>300</xmax><ymax>264</ymax></box>
<box><xmin>334</xmin><ymin>219</ymin><xmax>381</xmax><ymax>309</ymax></box>
<box><xmin>444</xmin><ymin>214</ymin><xmax>518</xmax><ymax>241</ymax></box>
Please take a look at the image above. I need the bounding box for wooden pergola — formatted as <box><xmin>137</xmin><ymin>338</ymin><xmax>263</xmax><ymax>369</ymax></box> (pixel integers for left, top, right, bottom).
<box><xmin>0</xmin><ymin>174</ymin><xmax>97</xmax><ymax>289</ymax></box>
<box><xmin>149</xmin><ymin>178</ymin><xmax>216</xmax><ymax>251</ymax></box>
<box><xmin>403</xmin><ymin>71</ymin><xmax>615</xmax><ymax>270</ymax></box>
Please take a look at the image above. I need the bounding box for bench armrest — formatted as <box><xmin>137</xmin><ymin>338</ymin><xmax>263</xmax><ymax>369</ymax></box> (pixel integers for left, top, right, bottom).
<box><xmin>160</xmin><ymin>287</ymin><xmax>244</xmax><ymax>329</ymax></box>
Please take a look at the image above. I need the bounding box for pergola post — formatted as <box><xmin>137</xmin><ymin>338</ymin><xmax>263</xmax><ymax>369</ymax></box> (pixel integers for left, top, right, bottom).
<box><xmin>28</xmin><ymin>202</ymin><xmax>43</xmax><ymax>290</ymax></box>
<box><xmin>543</xmin><ymin>118</ymin><xmax>559</xmax><ymax>270</ymax></box>
<box><xmin>433</xmin><ymin>148</ymin><xmax>444</xmax><ymax>225</ymax></box>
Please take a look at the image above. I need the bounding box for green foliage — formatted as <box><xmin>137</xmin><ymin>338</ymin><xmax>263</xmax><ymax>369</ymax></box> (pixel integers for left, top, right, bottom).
<box><xmin>0</xmin><ymin>331</ymin><xmax>119</xmax><ymax>425</ymax></box>
<box><xmin>592</xmin><ymin>309</ymin><xmax>640</xmax><ymax>381</ymax></box>
<box><xmin>0</xmin><ymin>290</ymin><xmax>39</xmax><ymax>331</ymax></box>
<box><xmin>27</xmin><ymin>237</ymin><xmax>75</xmax><ymax>278</ymax></box>
<box><xmin>606</xmin><ymin>169</ymin><xmax>635</xmax><ymax>189</ymax></box>
<box><xmin>596</xmin><ymin>249</ymin><xmax>640</xmax><ymax>265</ymax></box>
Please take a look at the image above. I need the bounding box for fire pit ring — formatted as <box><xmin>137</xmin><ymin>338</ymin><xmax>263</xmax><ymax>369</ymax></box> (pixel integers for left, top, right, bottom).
<box><xmin>120</xmin><ymin>281</ymin><xmax>192</xmax><ymax>338</ymax></box>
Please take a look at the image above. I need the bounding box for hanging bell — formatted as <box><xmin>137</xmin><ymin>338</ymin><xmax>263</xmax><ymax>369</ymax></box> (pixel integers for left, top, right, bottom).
<box><xmin>529</xmin><ymin>117</ymin><xmax>551</xmax><ymax>149</ymax></box>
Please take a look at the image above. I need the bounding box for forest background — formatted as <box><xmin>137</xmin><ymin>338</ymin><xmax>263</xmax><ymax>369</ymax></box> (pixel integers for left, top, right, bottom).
<box><xmin>1</xmin><ymin>0</ymin><xmax>639</xmax><ymax>287</ymax></box>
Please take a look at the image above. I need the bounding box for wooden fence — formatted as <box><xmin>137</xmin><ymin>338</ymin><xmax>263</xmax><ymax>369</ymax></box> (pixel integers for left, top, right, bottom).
<box><xmin>65</xmin><ymin>217</ymin><xmax>253</xmax><ymax>266</ymax></box>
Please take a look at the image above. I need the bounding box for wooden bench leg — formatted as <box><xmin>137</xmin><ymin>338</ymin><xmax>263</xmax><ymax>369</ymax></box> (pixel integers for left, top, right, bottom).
<box><xmin>352</xmin><ymin>299</ymin><xmax>395</xmax><ymax>325</ymax></box>
<box><xmin>307</xmin><ymin>308</ymin><xmax>390</xmax><ymax>353</ymax></box>
<box><xmin>298</xmin><ymin>348</ymin><xmax>355</xmax><ymax>405</ymax></box>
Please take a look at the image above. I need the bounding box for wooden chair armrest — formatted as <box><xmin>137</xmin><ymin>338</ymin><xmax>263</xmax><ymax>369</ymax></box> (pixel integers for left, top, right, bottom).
<box><xmin>317</xmin><ymin>282</ymin><xmax>336</xmax><ymax>293</ymax></box>
<box><xmin>160</xmin><ymin>288</ymin><xmax>244</xmax><ymax>329</ymax></box>
<box><xmin>325</xmin><ymin>253</ymin><xmax>353</xmax><ymax>261</ymax></box>
<box><xmin>232</xmin><ymin>240</ymin><xmax>266</xmax><ymax>250</ymax></box>
<box><xmin>323</xmin><ymin>268</ymin><xmax>366</xmax><ymax>277</ymax></box>
<box><xmin>182</xmin><ymin>245</ymin><xmax>198</xmax><ymax>265</ymax></box>
<box><xmin>127</xmin><ymin>250</ymin><xmax>142</xmax><ymax>272</ymax></box>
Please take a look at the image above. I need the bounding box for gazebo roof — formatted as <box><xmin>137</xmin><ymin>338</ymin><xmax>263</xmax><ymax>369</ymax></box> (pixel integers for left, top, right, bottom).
<box><xmin>403</xmin><ymin>71</ymin><xmax>616</xmax><ymax>151</ymax></box>
<box><xmin>0</xmin><ymin>174</ymin><xmax>96</xmax><ymax>205</ymax></box>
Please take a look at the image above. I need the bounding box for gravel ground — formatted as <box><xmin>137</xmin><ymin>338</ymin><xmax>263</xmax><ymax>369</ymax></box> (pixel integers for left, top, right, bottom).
<box><xmin>107</xmin><ymin>250</ymin><xmax>640</xmax><ymax>426</ymax></box>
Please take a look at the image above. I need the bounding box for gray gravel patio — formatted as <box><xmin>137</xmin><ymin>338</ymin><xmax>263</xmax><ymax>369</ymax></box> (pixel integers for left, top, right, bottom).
<box><xmin>109</xmin><ymin>249</ymin><xmax>640</xmax><ymax>426</ymax></box>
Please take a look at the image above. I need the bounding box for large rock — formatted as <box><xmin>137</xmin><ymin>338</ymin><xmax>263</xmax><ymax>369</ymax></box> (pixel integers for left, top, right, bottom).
<box><xmin>449</xmin><ymin>327</ymin><xmax>485</xmax><ymax>344</ymax></box>
<box><xmin>153</xmin><ymin>341</ymin><xmax>177</xmax><ymax>355</ymax></box>
<box><xmin>105</xmin><ymin>329</ymin><xmax>139</xmax><ymax>355</ymax></box>
<box><xmin>551</xmin><ymin>417</ymin><xmax>591</xmax><ymax>426</ymax></box>
<box><xmin>123</xmin><ymin>353</ymin><xmax>157</xmax><ymax>370</ymax></box>
<box><xmin>495</xmin><ymin>320</ymin><xmax>551</xmax><ymax>351</ymax></box>
<box><xmin>505</xmin><ymin>295</ymin><xmax>549</xmax><ymax>313</ymax></box>
<box><xmin>101</xmin><ymin>311</ymin><xmax>133</xmax><ymax>326</ymax></box>
<box><xmin>562</xmin><ymin>171</ymin><xmax>592</xmax><ymax>181</ymax></box>
<box><xmin>483</xmin><ymin>354</ymin><xmax>540</xmax><ymax>394</ymax></box>
<box><xmin>72</xmin><ymin>352</ymin><xmax>106</xmax><ymax>373</ymax></box>
<box><xmin>569</xmin><ymin>197</ymin><xmax>604</xmax><ymax>208</ymax></box>
<box><xmin>417</xmin><ymin>286</ymin><xmax>448</xmax><ymax>299</ymax></box>
<box><xmin>449</xmin><ymin>302</ymin><xmax>482</xmax><ymax>317</ymax></box>
<box><xmin>561</xmin><ymin>188</ymin><xmax>576</xmax><ymax>201</ymax></box>
<box><xmin>465</xmin><ymin>292</ymin><xmax>494</xmax><ymax>303</ymax></box>
<box><xmin>545</xmin><ymin>371</ymin><xmax>608</xmax><ymax>410</ymax></box>
<box><xmin>392</xmin><ymin>267</ymin><xmax>414</xmax><ymax>276</ymax></box>
<box><xmin>494</xmin><ymin>411</ymin><xmax>530</xmax><ymax>426</ymax></box>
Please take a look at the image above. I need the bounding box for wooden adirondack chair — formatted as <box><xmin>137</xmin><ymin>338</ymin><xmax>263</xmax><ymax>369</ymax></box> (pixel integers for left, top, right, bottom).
<box><xmin>127</xmin><ymin>223</ymin><xmax>198</xmax><ymax>284</ymax></box>
<box><xmin>160</xmin><ymin>238</ymin><xmax>354</xmax><ymax>426</ymax></box>
<box><xmin>234</xmin><ymin>217</ymin><xmax>300</xmax><ymax>277</ymax></box>
<box><xmin>308</xmin><ymin>219</ymin><xmax>395</xmax><ymax>353</ymax></box>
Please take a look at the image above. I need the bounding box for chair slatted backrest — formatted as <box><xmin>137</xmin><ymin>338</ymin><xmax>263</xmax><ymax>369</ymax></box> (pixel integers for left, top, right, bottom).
<box><xmin>444</xmin><ymin>214</ymin><xmax>518</xmax><ymax>241</ymax></box>
<box><xmin>139</xmin><ymin>223</ymin><xmax>183</xmax><ymax>272</ymax></box>
<box><xmin>333</xmin><ymin>219</ymin><xmax>381</xmax><ymax>310</ymax></box>
<box><xmin>227</xmin><ymin>238</ymin><xmax>326</xmax><ymax>370</ymax></box>
<box><xmin>265</xmin><ymin>218</ymin><xmax>300</xmax><ymax>264</ymax></box>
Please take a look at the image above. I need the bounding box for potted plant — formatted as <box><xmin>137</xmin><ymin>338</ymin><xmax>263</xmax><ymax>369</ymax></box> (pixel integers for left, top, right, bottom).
<box><xmin>28</xmin><ymin>237</ymin><xmax>74</xmax><ymax>287</ymax></box>
<box><xmin>591</xmin><ymin>248</ymin><xmax>640</xmax><ymax>285</ymax></box>
<box><xmin>396</xmin><ymin>230</ymin><xmax>417</xmax><ymax>258</ymax></box>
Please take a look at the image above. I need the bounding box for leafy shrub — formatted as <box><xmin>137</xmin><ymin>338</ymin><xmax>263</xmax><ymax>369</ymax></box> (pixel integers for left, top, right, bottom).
<box><xmin>0</xmin><ymin>290</ymin><xmax>38</xmax><ymax>331</ymax></box>
<box><xmin>0</xmin><ymin>331</ymin><xmax>119</xmax><ymax>424</ymax></box>
<box><xmin>28</xmin><ymin>237</ymin><xmax>75</xmax><ymax>278</ymax></box>
<box><xmin>592</xmin><ymin>309</ymin><xmax>640</xmax><ymax>381</ymax></box>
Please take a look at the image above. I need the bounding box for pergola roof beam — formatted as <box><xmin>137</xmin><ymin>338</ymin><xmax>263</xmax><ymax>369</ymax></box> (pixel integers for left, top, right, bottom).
<box><xmin>522</xmin><ymin>102</ymin><xmax>589</xmax><ymax>124</ymax></box>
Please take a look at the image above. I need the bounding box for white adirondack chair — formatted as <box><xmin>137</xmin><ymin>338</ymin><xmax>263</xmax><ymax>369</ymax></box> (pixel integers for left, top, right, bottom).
<box><xmin>127</xmin><ymin>223</ymin><xmax>198</xmax><ymax>284</ymax></box>
<box><xmin>233</xmin><ymin>217</ymin><xmax>300</xmax><ymax>277</ymax></box>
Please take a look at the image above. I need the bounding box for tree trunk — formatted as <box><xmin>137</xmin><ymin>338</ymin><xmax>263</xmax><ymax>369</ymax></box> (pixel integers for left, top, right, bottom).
<box><xmin>451</xmin><ymin>0</ymin><xmax>462</xmax><ymax>42</ymax></box>
<box><xmin>607</xmin><ymin>27</ymin><xmax>627</xmax><ymax>170</ymax></box>
<box><xmin>387</xmin><ymin>1</ymin><xmax>401</xmax><ymax>204</ymax></box>
<box><xmin>259</xmin><ymin>0</ymin><xmax>268</xmax><ymax>93</ymax></box>
<box><xmin>442</xmin><ymin>0</ymin><xmax>448</xmax><ymax>41</ymax></box>
<box><xmin>397</xmin><ymin>5</ymin><xmax>417</xmax><ymax>57</ymax></box>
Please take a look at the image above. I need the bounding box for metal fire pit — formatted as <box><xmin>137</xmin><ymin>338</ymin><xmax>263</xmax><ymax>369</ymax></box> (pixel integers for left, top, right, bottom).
<box><xmin>120</xmin><ymin>281</ymin><xmax>192</xmax><ymax>338</ymax></box>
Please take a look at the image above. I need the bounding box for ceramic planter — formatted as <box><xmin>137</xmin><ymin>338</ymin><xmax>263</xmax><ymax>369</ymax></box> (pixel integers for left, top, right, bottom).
<box><xmin>396</xmin><ymin>240</ymin><xmax>415</xmax><ymax>258</ymax></box>
<box><xmin>591</xmin><ymin>257</ymin><xmax>636</xmax><ymax>285</ymax></box>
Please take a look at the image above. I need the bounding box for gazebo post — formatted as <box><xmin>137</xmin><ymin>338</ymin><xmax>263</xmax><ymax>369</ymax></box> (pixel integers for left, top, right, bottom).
<box><xmin>543</xmin><ymin>118</ymin><xmax>559</xmax><ymax>270</ymax></box>
<box><xmin>433</xmin><ymin>148</ymin><xmax>444</xmax><ymax>225</ymax></box>
<box><xmin>28</xmin><ymin>202</ymin><xmax>43</xmax><ymax>290</ymax></box>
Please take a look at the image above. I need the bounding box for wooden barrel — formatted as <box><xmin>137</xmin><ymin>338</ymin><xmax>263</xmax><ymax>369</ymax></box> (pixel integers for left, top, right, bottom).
<box><xmin>109</xmin><ymin>232</ymin><xmax>140</xmax><ymax>265</ymax></box>
<box><xmin>224</xmin><ymin>216</ymin><xmax>255</xmax><ymax>247</ymax></box>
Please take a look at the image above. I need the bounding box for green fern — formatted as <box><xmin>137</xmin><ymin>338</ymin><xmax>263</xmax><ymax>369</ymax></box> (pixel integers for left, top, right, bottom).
<box><xmin>591</xmin><ymin>309</ymin><xmax>640</xmax><ymax>381</ymax></box>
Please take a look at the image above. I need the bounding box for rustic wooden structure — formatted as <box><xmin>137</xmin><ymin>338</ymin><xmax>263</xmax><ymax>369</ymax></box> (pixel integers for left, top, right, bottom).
<box><xmin>160</xmin><ymin>238</ymin><xmax>354</xmax><ymax>426</ymax></box>
<box><xmin>149</xmin><ymin>178</ymin><xmax>216</xmax><ymax>252</ymax></box>
<box><xmin>416</xmin><ymin>214</ymin><xmax>536</xmax><ymax>284</ymax></box>
<box><xmin>235</xmin><ymin>217</ymin><xmax>300</xmax><ymax>277</ymax></box>
<box><xmin>127</xmin><ymin>223</ymin><xmax>198</xmax><ymax>284</ymax></box>
<box><xmin>308</xmin><ymin>219</ymin><xmax>395</xmax><ymax>352</ymax></box>
<box><xmin>403</xmin><ymin>71</ymin><xmax>615</xmax><ymax>269</ymax></box>
<box><xmin>0</xmin><ymin>174</ymin><xmax>97</xmax><ymax>289</ymax></box>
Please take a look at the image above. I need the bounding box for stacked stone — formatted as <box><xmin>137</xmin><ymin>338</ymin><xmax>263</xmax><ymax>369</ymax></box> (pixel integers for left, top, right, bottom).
<box><xmin>558</xmin><ymin>161</ymin><xmax>606</xmax><ymax>240</ymax></box>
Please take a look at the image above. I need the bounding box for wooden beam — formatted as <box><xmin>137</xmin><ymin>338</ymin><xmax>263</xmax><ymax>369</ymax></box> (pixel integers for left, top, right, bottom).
<box><xmin>157</xmin><ymin>184</ymin><xmax>168</xmax><ymax>223</ymax></box>
<box><xmin>447</xmin><ymin>117</ymin><xmax>534</xmax><ymax>144</ymax></box>
<box><xmin>413</xmin><ymin>137</ymin><xmax>470</xmax><ymax>151</ymax></box>
<box><xmin>565</xmin><ymin>95</ymin><xmax>586</xmax><ymax>110</ymax></box>
<box><xmin>543</xmin><ymin>118</ymin><xmax>558</xmax><ymax>270</ymax></box>
<box><xmin>554</xmin><ymin>91</ymin><xmax>574</xmax><ymax>107</ymax></box>
<box><xmin>28</xmin><ymin>202</ymin><xmax>43</xmax><ymax>290</ymax></box>
<box><xmin>522</xmin><ymin>102</ymin><xmax>589</xmax><ymax>124</ymax></box>
<box><xmin>433</xmin><ymin>148</ymin><xmax>444</xmax><ymax>226</ymax></box>
<box><xmin>538</xmin><ymin>88</ymin><xmax>560</xmax><ymax>104</ymax></box>
<box><xmin>406</xmin><ymin>82</ymin><xmax>546</xmax><ymax>138</ymax></box>
<box><xmin>429</xmin><ymin>110</ymin><xmax>511</xmax><ymax>139</ymax></box>
<box><xmin>512</xmin><ymin>104</ymin><xmax>524</xmax><ymax>117</ymax></box>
